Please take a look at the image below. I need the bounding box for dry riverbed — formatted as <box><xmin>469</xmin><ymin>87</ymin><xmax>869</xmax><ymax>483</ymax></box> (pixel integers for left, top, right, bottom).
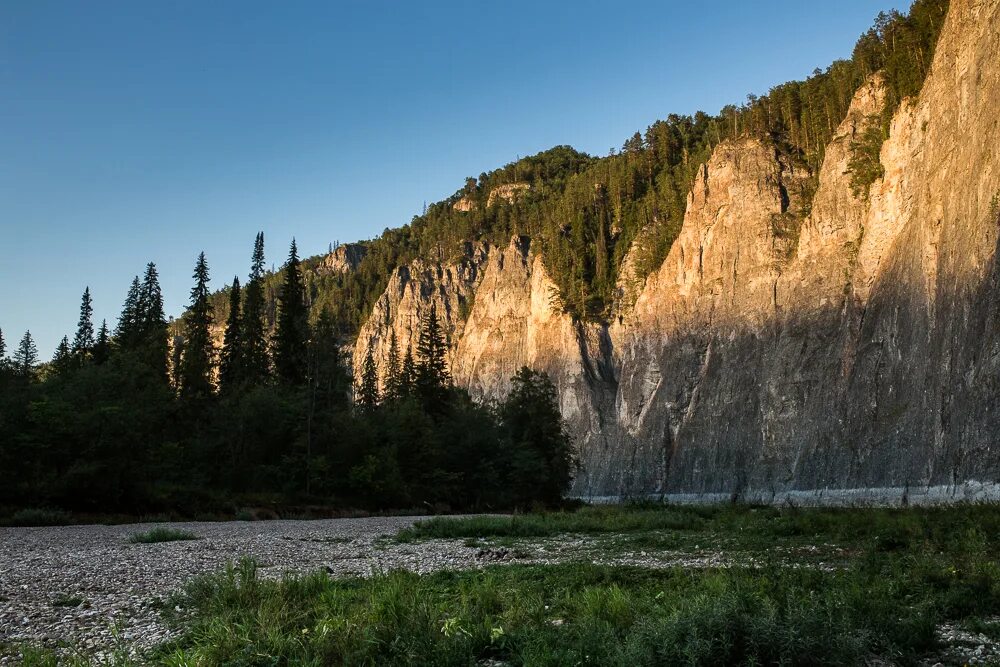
<box><xmin>0</xmin><ymin>516</ymin><xmax>738</xmax><ymax>660</ymax></box>
<box><xmin>1</xmin><ymin>515</ymin><xmax>998</xmax><ymax>665</ymax></box>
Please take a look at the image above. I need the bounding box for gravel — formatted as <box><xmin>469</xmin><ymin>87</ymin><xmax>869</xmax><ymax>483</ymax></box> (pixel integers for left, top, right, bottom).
<box><xmin>2</xmin><ymin>517</ymin><xmax>995</xmax><ymax>664</ymax></box>
<box><xmin>0</xmin><ymin>516</ymin><xmax>729</xmax><ymax>659</ymax></box>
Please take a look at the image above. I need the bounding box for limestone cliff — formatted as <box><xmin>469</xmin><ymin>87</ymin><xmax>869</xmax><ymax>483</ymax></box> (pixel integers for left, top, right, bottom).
<box><xmin>351</xmin><ymin>0</ymin><xmax>1000</xmax><ymax>500</ymax></box>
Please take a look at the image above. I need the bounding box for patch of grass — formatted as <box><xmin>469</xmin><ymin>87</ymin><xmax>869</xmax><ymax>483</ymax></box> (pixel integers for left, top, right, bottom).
<box><xmin>396</xmin><ymin>504</ymin><xmax>714</xmax><ymax>542</ymax></box>
<box><xmin>5</xmin><ymin>508</ymin><xmax>72</xmax><ymax>527</ymax></box>
<box><xmin>52</xmin><ymin>594</ymin><xmax>86</xmax><ymax>608</ymax></box>
<box><xmin>145</xmin><ymin>545</ymin><xmax>1000</xmax><ymax>667</ymax></box>
<box><xmin>127</xmin><ymin>527</ymin><xmax>199</xmax><ymax>544</ymax></box>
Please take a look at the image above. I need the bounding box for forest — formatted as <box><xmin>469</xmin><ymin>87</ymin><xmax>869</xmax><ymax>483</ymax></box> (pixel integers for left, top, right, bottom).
<box><xmin>0</xmin><ymin>236</ymin><xmax>576</xmax><ymax>520</ymax></box>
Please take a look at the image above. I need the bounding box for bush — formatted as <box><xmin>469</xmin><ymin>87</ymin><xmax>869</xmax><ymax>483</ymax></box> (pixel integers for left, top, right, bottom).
<box><xmin>7</xmin><ymin>508</ymin><xmax>72</xmax><ymax>527</ymax></box>
<box><xmin>127</xmin><ymin>527</ymin><xmax>199</xmax><ymax>544</ymax></box>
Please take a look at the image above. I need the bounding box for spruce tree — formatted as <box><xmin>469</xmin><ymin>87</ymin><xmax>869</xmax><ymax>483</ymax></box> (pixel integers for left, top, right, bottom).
<box><xmin>242</xmin><ymin>232</ymin><xmax>270</xmax><ymax>384</ymax></box>
<box><xmin>384</xmin><ymin>329</ymin><xmax>402</xmax><ymax>401</ymax></box>
<box><xmin>179</xmin><ymin>252</ymin><xmax>215</xmax><ymax>399</ymax></box>
<box><xmin>116</xmin><ymin>276</ymin><xmax>141</xmax><ymax>346</ymax></box>
<box><xmin>401</xmin><ymin>345</ymin><xmax>417</xmax><ymax>396</ymax></box>
<box><xmin>416</xmin><ymin>302</ymin><xmax>451</xmax><ymax>401</ymax></box>
<box><xmin>53</xmin><ymin>336</ymin><xmax>73</xmax><ymax>376</ymax></box>
<box><xmin>13</xmin><ymin>330</ymin><xmax>38</xmax><ymax>381</ymax></box>
<box><xmin>0</xmin><ymin>327</ymin><xmax>6</xmax><ymax>361</ymax></box>
<box><xmin>93</xmin><ymin>320</ymin><xmax>111</xmax><ymax>365</ymax></box>
<box><xmin>219</xmin><ymin>276</ymin><xmax>243</xmax><ymax>394</ymax></box>
<box><xmin>138</xmin><ymin>263</ymin><xmax>169</xmax><ymax>380</ymax></box>
<box><xmin>273</xmin><ymin>239</ymin><xmax>309</xmax><ymax>385</ymax></box>
<box><xmin>72</xmin><ymin>286</ymin><xmax>95</xmax><ymax>361</ymax></box>
<box><xmin>356</xmin><ymin>345</ymin><xmax>380</xmax><ymax>408</ymax></box>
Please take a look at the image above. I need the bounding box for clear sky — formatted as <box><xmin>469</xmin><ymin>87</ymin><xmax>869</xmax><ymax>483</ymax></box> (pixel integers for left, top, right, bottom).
<box><xmin>1</xmin><ymin>0</ymin><xmax>904</xmax><ymax>357</ymax></box>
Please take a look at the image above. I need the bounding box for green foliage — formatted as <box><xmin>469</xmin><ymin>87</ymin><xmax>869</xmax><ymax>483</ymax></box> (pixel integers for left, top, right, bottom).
<box><xmin>497</xmin><ymin>368</ymin><xmax>576</xmax><ymax>507</ymax></box>
<box><xmin>178</xmin><ymin>252</ymin><xmax>214</xmax><ymax>399</ymax></box>
<box><xmin>127</xmin><ymin>527</ymin><xmax>199</xmax><ymax>543</ymax></box>
<box><xmin>151</xmin><ymin>532</ymin><xmax>995</xmax><ymax>667</ymax></box>
<box><xmin>415</xmin><ymin>302</ymin><xmax>451</xmax><ymax>406</ymax></box>
<box><xmin>217</xmin><ymin>277</ymin><xmax>243</xmax><ymax>395</ymax></box>
<box><xmin>356</xmin><ymin>345</ymin><xmax>379</xmax><ymax>408</ymax></box>
<box><xmin>13</xmin><ymin>330</ymin><xmax>38</xmax><ymax>380</ymax></box>
<box><xmin>241</xmin><ymin>232</ymin><xmax>271</xmax><ymax>385</ymax></box>
<box><xmin>273</xmin><ymin>240</ymin><xmax>310</xmax><ymax>385</ymax></box>
<box><xmin>848</xmin><ymin>122</ymin><xmax>888</xmax><ymax>198</ymax></box>
<box><xmin>71</xmin><ymin>287</ymin><xmax>94</xmax><ymax>361</ymax></box>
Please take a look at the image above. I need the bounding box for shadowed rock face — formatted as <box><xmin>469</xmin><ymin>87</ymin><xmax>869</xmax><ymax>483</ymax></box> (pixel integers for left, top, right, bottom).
<box><xmin>353</xmin><ymin>0</ymin><xmax>1000</xmax><ymax>499</ymax></box>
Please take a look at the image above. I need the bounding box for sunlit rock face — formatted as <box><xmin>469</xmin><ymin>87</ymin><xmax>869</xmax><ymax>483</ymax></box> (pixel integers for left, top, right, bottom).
<box><xmin>353</xmin><ymin>0</ymin><xmax>1000</xmax><ymax>499</ymax></box>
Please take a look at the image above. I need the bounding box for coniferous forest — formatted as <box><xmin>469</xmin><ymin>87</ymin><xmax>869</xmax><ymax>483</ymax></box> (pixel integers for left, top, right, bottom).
<box><xmin>0</xmin><ymin>234</ymin><xmax>576</xmax><ymax>519</ymax></box>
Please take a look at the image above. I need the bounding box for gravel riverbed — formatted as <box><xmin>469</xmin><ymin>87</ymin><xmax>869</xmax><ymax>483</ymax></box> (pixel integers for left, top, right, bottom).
<box><xmin>0</xmin><ymin>516</ymin><xmax>729</xmax><ymax>659</ymax></box>
<box><xmin>2</xmin><ymin>517</ymin><xmax>997</xmax><ymax>665</ymax></box>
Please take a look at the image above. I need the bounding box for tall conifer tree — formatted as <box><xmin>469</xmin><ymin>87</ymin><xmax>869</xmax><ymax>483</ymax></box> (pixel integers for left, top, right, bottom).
<box><xmin>116</xmin><ymin>277</ymin><xmax>141</xmax><ymax>346</ymax></box>
<box><xmin>53</xmin><ymin>336</ymin><xmax>73</xmax><ymax>376</ymax></box>
<box><xmin>416</xmin><ymin>302</ymin><xmax>451</xmax><ymax>401</ymax></box>
<box><xmin>72</xmin><ymin>287</ymin><xmax>95</xmax><ymax>361</ymax></box>
<box><xmin>219</xmin><ymin>276</ymin><xmax>244</xmax><ymax>394</ymax></box>
<box><xmin>274</xmin><ymin>239</ymin><xmax>309</xmax><ymax>385</ymax></box>
<box><xmin>138</xmin><ymin>263</ymin><xmax>169</xmax><ymax>380</ymax></box>
<box><xmin>179</xmin><ymin>252</ymin><xmax>214</xmax><ymax>399</ymax></box>
<box><xmin>13</xmin><ymin>331</ymin><xmax>38</xmax><ymax>381</ymax></box>
<box><xmin>242</xmin><ymin>232</ymin><xmax>270</xmax><ymax>384</ymax></box>
<box><xmin>93</xmin><ymin>320</ymin><xmax>111</xmax><ymax>365</ymax></box>
<box><xmin>356</xmin><ymin>345</ymin><xmax>380</xmax><ymax>408</ymax></box>
<box><xmin>401</xmin><ymin>345</ymin><xmax>416</xmax><ymax>396</ymax></box>
<box><xmin>384</xmin><ymin>329</ymin><xmax>402</xmax><ymax>400</ymax></box>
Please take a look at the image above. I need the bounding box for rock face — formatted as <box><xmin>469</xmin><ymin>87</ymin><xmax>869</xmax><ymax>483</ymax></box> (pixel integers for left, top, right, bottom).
<box><xmin>352</xmin><ymin>0</ymin><xmax>1000</xmax><ymax>499</ymax></box>
<box><xmin>318</xmin><ymin>243</ymin><xmax>367</xmax><ymax>274</ymax></box>
<box><xmin>487</xmin><ymin>183</ymin><xmax>531</xmax><ymax>207</ymax></box>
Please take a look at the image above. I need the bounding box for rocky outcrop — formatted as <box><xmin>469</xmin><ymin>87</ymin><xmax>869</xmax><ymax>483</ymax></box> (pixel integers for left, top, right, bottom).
<box><xmin>318</xmin><ymin>243</ymin><xmax>367</xmax><ymax>274</ymax></box>
<box><xmin>351</xmin><ymin>0</ymin><xmax>1000</xmax><ymax>500</ymax></box>
<box><xmin>487</xmin><ymin>183</ymin><xmax>530</xmax><ymax>207</ymax></box>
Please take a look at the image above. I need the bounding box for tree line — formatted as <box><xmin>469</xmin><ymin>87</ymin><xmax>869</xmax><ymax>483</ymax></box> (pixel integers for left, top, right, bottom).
<box><xmin>0</xmin><ymin>234</ymin><xmax>576</xmax><ymax>518</ymax></box>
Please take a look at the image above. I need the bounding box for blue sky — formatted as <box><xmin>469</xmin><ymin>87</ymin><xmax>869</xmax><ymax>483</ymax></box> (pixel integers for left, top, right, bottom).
<box><xmin>1</xmin><ymin>0</ymin><xmax>903</xmax><ymax>357</ymax></box>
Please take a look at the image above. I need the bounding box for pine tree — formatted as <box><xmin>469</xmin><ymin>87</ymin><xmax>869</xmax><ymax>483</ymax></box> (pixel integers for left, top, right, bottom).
<box><xmin>13</xmin><ymin>330</ymin><xmax>38</xmax><ymax>381</ymax></box>
<box><xmin>52</xmin><ymin>336</ymin><xmax>73</xmax><ymax>376</ymax></box>
<box><xmin>179</xmin><ymin>252</ymin><xmax>215</xmax><ymax>399</ymax></box>
<box><xmin>116</xmin><ymin>276</ymin><xmax>141</xmax><ymax>346</ymax></box>
<box><xmin>138</xmin><ymin>263</ymin><xmax>169</xmax><ymax>380</ymax></box>
<box><xmin>242</xmin><ymin>232</ymin><xmax>270</xmax><ymax>385</ymax></box>
<box><xmin>273</xmin><ymin>239</ymin><xmax>309</xmax><ymax>385</ymax></box>
<box><xmin>401</xmin><ymin>345</ymin><xmax>417</xmax><ymax>396</ymax></box>
<box><xmin>93</xmin><ymin>320</ymin><xmax>111</xmax><ymax>365</ymax></box>
<box><xmin>72</xmin><ymin>286</ymin><xmax>95</xmax><ymax>361</ymax></box>
<box><xmin>384</xmin><ymin>329</ymin><xmax>402</xmax><ymax>400</ymax></box>
<box><xmin>219</xmin><ymin>276</ymin><xmax>244</xmax><ymax>394</ymax></box>
<box><xmin>356</xmin><ymin>345</ymin><xmax>380</xmax><ymax>408</ymax></box>
<box><xmin>415</xmin><ymin>302</ymin><xmax>451</xmax><ymax>401</ymax></box>
<box><xmin>0</xmin><ymin>327</ymin><xmax>6</xmax><ymax>361</ymax></box>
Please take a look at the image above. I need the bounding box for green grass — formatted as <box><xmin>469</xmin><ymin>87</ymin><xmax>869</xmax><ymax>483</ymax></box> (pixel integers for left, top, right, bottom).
<box><xmin>16</xmin><ymin>503</ymin><xmax>1000</xmax><ymax>665</ymax></box>
<box><xmin>141</xmin><ymin>546</ymin><xmax>999</xmax><ymax>667</ymax></box>
<box><xmin>52</xmin><ymin>594</ymin><xmax>86</xmax><ymax>608</ymax></box>
<box><xmin>127</xmin><ymin>527</ymin><xmax>199</xmax><ymax>544</ymax></box>
<box><xmin>399</xmin><ymin>502</ymin><xmax>1000</xmax><ymax>554</ymax></box>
